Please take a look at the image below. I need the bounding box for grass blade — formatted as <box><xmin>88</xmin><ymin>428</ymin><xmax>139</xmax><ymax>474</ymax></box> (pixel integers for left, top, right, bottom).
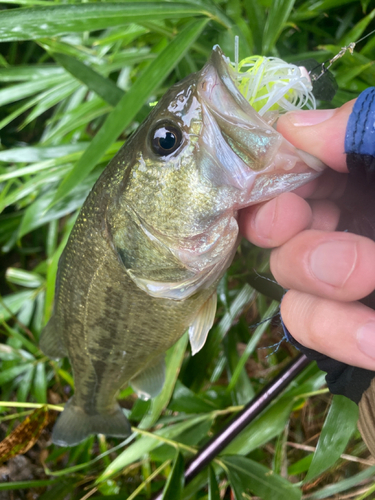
<box><xmin>0</xmin><ymin>479</ymin><xmax>60</xmax><ymax>491</ymax></box>
<box><xmin>223</xmin><ymin>397</ymin><xmax>294</xmax><ymax>456</ymax></box>
<box><xmin>97</xmin><ymin>415</ymin><xmax>206</xmax><ymax>482</ymax></box>
<box><xmin>262</xmin><ymin>0</ymin><xmax>297</xmax><ymax>53</ymax></box>
<box><xmin>0</xmin><ymin>3</ymin><xmax>216</xmax><ymax>42</ymax></box>
<box><xmin>340</xmin><ymin>8</ymin><xmax>375</xmax><ymax>47</ymax></box>
<box><xmin>304</xmin><ymin>395</ymin><xmax>359</xmax><ymax>482</ymax></box>
<box><xmin>208</xmin><ymin>466</ymin><xmax>221</xmax><ymax>500</ymax></box>
<box><xmin>51</xmin><ymin>53</ymin><xmax>124</xmax><ymax>107</ymax></box>
<box><xmin>161</xmin><ymin>451</ymin><xmax>185</xmax><ymax>500</ymax></box>
<box><xmin>306</xmin><ymin>465</ymin><xmax>375</xmax><ymax>499</ymax></box>
<box><xmin>223</xmin><ymin>455</ymin><xmax>301</xmax><ymax>500</ymax></box>
<box><xmin>0</xmin><ymin>364</ymin><xmax>34</xmax><ymax>385</ymax></box>
<box><xmin>227</xmin><ymin>300</ymin><xmax>279</xmax><ymax>393</ymax></box>
<box><xmin>243</xmin><ymin>0</ymin><xmax>265</xmax><ymax>53</ymax></box>
<box><xmin>33</xmin><ymin>363</ymin><xmax>47</xmax><ymax>404</ymax></box>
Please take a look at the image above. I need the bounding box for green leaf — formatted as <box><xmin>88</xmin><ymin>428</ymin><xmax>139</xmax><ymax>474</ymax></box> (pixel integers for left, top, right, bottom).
<box><xmin>223</xmin><ymin>455</ymin><xmax>301</xmax><ymax>500</ymax></box>
<box><xmin>20</xmin><ymin>80</ymin><xmax>81</xmax><ymax>130</ymax></box>
<box><xmin>151</xmin><ymin>417</ymin><xmax>211</xmax><ymax>462</ymax></box>
<box><xmin>37</xmin><ymin>479</ymin><xmax>78</xmax><ymax>500</ymax></box>
<box><xmin>336</xmin><ymin>61</ymin><xmax>375</xmax><ymax>88</ymax></box>
<box><xmin>169</xmin><ymin>381</ymin><xmax>218</xmax><ymax>414</ymax></box>
<box><xmin>227</xmin><ymin>300</ymin><xmax>279</xmax><ymax>393</ymax></box>
<box><xmin>0</xmin><ymin>363</ymin><xmax>34</xmax><ymax>385</ymax></box>
<box><xmin>5</xmin><ymin>268</ymin><xmax>44</xmax><ymax>288</ymax></box>
<box><xmin>306</xmin><ymin>465</ymin><xmax>375</xmax><ymax>499</ymax></box>
<box><xmin>340</xmin><ymin>8</ymin><xmax>375</xmax><ymax>47</ymax></box>
<box><xmin>97</xmin><ymin>415</ymin><xmax>208</xmax><ymax>482</ymax></box>
<box><xmin>223</xmin><ymin>397</ymin><xmax>294</xmax><ymax>456</ymax></box>
<box><xmin>208</xmin><ymin>466</ymin><xmax>221</xmax><ymax>500</ymax></box>
<box><xmin>52</xmin><ymin>18</ymin><xmax>209</xmax><ymax>206</ymax></box>
<box><xmin>0</xmin><ymin>479</ymin><xmax>60</xmax><ymax>491</ymax></box>
<box><xmin>1</xmin><ymin>322</ymin><xmax>39</xmax><ymax>356</ymax></box>
<box><xmin>140</xmin><ymin>332</ymin><xmax>189</xmax><ymax>429</ymax></box>
<box><xmin>0</xmin><ymin>144</ymin><xmax>88</xmax><ymax>164</ymax></box>
<box><xmin>0</xmin><ymin>73</ymin><xmax>71</xmax><ymax>107</ymax></box>
<box><xmin>292</xmin><ymin>0</ymin><xmax>356</xmax><ymax>21</ymax></box>
<box><xmin>288</xmin><ymin>454</ymin><xmax>313</xmax><ymax>476</ymax></box>
<box><xmin>33</xmin><ymin>363</ymin><xmax>47</xmax><ymax>404</ymax></box>
<box><xmin>0</xmin><ymin>65</ymin><xmax>63</xmax><ymax>82</ymax></box>
<box><xmin>243</xmin><ymin>0</ymin><xmax>265</xmax><ymax>53</ymax></box>
<box><xmin>0</xmin><ymin>291</ymin><xmax>36</xmax><ymax>322</ymax></box>
<box><xmin>262</xmin><ymin>0</ymin><xmax>297</xmax><ymax>53</ymax></box>
<box><xmin>0</xmin><ymin>3</ymin><xmax>220</xmax><ymax>43</ymax></box>
<box><xmin>162</xmin><ymin>451</ymin><xmax>185</xmax><ymax>500</ymax></box>
<box><xmin>51</xmin><ymin>53</ymin><xmax>124</xmax><ymax>107</ymax></box>
<box><xmin>304</xmin><ymin>395</ymin><xmax>358</xmax><ymax>482</ymax></box>
<box><xmin>17</xmin><ymin>365</ymin><xmax>35</xmax><ymax>402</ymax></box>
<box><xmin>18</xmin><ymin>171</ymin><xmax>100</xmax><ymax>238</ymax></box>
<box><xmin>224</xmin><ymin>328</ymin><xmax>254</xmax><ymax>405</ymax></box>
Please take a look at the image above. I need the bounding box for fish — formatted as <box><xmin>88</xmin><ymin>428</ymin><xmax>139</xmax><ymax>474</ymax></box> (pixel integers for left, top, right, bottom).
<box><xmin>40</xmin><ymin>45</ymin><xmax>324</xmax><ymax>447</ymax></box>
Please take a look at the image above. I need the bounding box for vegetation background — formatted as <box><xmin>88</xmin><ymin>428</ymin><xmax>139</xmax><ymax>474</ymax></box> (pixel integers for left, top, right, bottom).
<box><xmin>0</xmin><ymin>0</ymin><xmax>374</xmax><ymax>498</ymax></box>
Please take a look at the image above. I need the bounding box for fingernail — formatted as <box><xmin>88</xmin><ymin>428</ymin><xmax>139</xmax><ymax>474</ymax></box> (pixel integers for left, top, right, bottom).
<box><xmin>357</xmin><ymin>322</ymin><xmax>375</xmax><ymax>360</ymax></box>
<box><xmin>286</xmin><ymin>109</ymin><xmax>336</xmax><ymax>127</ymax></box>
<box><xmin>309</xmin><ymin>240</ymin><xmax>357</xmax><ymax>287</ymax></box>
<box><xmin>254</xmin><ymin>198</ymin><xmax>277</xmax><ymax>241</ymax></box>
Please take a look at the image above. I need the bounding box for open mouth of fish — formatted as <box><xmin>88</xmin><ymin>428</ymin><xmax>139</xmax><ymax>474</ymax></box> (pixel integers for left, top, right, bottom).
<box><xmin>195</xmin><ymin>45</ymin><xmax>325</xmax><ymax>203</ymax></box>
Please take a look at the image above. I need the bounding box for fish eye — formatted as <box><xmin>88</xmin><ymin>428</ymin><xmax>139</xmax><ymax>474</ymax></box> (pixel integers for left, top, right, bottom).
<box><xmin>151</xmin><ymin>123</ymin><xmax>183</xmax><ymax>157</ymax></box>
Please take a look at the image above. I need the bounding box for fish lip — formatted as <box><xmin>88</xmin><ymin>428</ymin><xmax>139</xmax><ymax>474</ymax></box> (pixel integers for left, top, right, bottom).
<box><xmin>199</xmin><ymin>45</ymin><xmax>257</xmax><ymax>120</ymax></box>
<box><xmin>196</xmin><ymin>45</ymin><xmax>325</xmax><ymax>196</ymax></box>
<box><xmin>206</xmin><ymin>45</ymin><xmax>248</xmax><ymax>108</ymax></box>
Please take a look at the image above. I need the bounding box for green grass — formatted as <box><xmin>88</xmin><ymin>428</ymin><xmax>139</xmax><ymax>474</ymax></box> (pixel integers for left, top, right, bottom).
<box><xmin>0</xmin><ymin>0</ymin><xmax>374</xmax><ymax>498</ymax></box>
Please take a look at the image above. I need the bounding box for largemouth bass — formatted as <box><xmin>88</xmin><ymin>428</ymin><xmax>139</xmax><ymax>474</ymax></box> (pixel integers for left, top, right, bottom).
<box><xmin>40</xmin><ymin>46</ymin><xmax>324</xmax><ymax>446</ymax></box>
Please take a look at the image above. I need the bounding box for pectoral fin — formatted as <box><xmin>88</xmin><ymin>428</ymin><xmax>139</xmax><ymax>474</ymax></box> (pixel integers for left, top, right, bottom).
<box><xmin>130</xmin><ymin>356</ymin><xmax>166</xmax><ymax>400</ymax></box>
<box><xmin>358</xmin><ymin>378</ymin><xmax>375</xmax><ymax>457</ymax></box>
<box><xmin>188</xmin><ymin>292</ymin><xmax>217</xmax><ymax>356</ymax></box>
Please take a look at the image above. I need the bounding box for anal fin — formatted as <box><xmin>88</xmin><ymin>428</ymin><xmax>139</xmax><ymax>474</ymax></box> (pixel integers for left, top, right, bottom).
<box><xmin>39</xmin><ymin>315</ymin><xmax>67</xmax><ymax>359</ymax></box>
<box><xmin>188</xmin><ymin>292</ymin><xmax>217</xmax><ymax>355</ymax></box>
<box><xmin>130</xmin><ymin>356</ymin><xmax>165</xmax><ymax>400</ymax></box>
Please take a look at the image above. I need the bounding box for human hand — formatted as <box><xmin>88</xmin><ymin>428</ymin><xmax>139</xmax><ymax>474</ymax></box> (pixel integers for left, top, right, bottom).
<box><xmin>239</xmin><ymin>100</ymin><xmax>375</xmax><ymax>371</ymax></box>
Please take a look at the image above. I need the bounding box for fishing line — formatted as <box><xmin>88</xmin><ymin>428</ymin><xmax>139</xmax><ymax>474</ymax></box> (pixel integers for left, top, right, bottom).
<box><xmin>309</xmin><ymin>28</ymin><xmax>375</xmax><ymax>83</ymax></box>
<box><xmin>250</xmin><ymin>312</ymin><xmax>280</xmax><ymax>329</ymax></box>
<box><xmin>252</xmin><ymin>268</ymin><xmax>279</xmax><ymax>286</ymax></box>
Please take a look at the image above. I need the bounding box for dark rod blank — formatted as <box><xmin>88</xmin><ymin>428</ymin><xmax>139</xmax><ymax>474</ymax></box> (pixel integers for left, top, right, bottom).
<box><xmin>151</xmin><ymin>353</ymin><xmax>310</xmax><ymax>500</ymax></box>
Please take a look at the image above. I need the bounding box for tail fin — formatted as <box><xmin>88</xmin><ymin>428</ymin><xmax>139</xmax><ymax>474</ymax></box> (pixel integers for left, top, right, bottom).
<box><xmin>40</xmin><ymin>315</ymin><xmax>67</xmax><ymax>360</ymax></box>
<box><xmin>52</xmin><ymin>398</ymin><xmax>131</xmax><ymax>447</ymax></box>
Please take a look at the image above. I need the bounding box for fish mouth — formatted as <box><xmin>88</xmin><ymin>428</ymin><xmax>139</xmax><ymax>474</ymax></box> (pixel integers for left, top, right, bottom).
<box><xmin>196</xmin><ymin>45</ymin><xmax>325</xmax><ymax>205</ymax></box>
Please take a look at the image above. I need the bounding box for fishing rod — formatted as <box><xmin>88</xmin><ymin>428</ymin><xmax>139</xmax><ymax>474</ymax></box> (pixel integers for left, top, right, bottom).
<box><xmin>151</xmin><ymin>353</ymin><xmax>310</xmax><ymax>499</ymax></box>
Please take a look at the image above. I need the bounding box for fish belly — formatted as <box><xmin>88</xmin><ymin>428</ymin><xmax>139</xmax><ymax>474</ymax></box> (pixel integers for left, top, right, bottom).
<box><xmin>41</xmin><ymin>202</ymin><xmax>211</xmax><ymax>445</ymax></box>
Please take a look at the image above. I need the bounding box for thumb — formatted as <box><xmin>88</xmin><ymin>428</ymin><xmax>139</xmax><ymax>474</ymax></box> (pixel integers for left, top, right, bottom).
<box><xmin>277</xmin><ymin>100</ymin><xmax>355</xmax><ymax>172</ymax></box>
